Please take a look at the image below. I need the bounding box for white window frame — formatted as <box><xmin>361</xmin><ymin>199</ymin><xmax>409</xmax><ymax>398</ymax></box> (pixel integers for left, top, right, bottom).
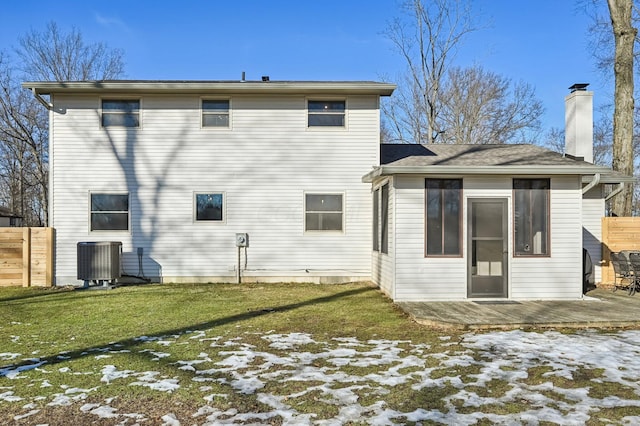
<box><xmin>89</xmin><ymin>191</ymin><xmax>130</xmax><ymax>232</ymax></box>
<box><xmin>100</xmin><ymin>98</ymin><xmax>141</xmax><ymax>128</ymax></box>
<box><xmin>304</xmin><ymin>192</ymin><xmax>345</xmax><ymax>233</ymax></box>
<box><xmin>306</xmin><ymin>99</ymin><xmax>347</xmax><ymax>129</ymax></box>
<box><xmin>193</xmin><ymin>191</ymin><xmax>226</xmax><ymax>223</ymax></box>
<box><xmin>201</xmin><ymin>98</ymin><xmax>231</xmax><ymax>129</ymax></box>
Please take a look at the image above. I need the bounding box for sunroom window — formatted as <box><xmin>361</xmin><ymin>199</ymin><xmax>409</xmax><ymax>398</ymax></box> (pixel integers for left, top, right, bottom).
<box><xmin>514</xmin><ymin>179</ymin><xmax>550</xmax><ymax>256</ymax></box>
<box><xmin>425</xmin><ymin>179</ymin><xmax>462</xmax><ymax>256</ymax></box>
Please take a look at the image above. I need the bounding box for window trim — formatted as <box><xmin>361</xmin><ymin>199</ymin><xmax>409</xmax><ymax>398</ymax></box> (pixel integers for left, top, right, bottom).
<box><xmin>100</xmin><ymin>98</ymin><xmax>141</xmax><ymax>129</ymax></box>
<box><xmin>89</xmin><ymin>191</ymin><xmax>130</xmax><ymax>233</ymax></box>
<box><xmin>201</xmin><ymin>97</ymin><xmax>231</xmax><ymax>129</ymax></box>
<box><xmin>424</xmin><ymin>178</ymin><xmax>463</xmax><ymax>258</ymax></box>
<box><xmin>193</xmin><ymin>191</ymin><xmax>226</xmax><ymax>224</ymax></box>
<box><xmin>303</xmin><ymin>192</ymin><xmax>345</xmax><ymax>233</ymax></box>
<box><xmin>306</xmin><ymin>98</ymin><xmax>347</xmax><ymax>129</ymax></box>
<box><xmin>513</xmin><ymin>178</ymin><xmax>551</xmax><ymax>257</ymax></box>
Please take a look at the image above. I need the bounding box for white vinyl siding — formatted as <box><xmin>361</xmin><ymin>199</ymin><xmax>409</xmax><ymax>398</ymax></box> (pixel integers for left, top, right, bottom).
<box><xmin>49</xmin><ymin>93</ymin><xmax>379</xmax><ymax>284</ymax></box>
<box><xmin>393</xmin><ymin>176</ymin><xmax>466</xmax><ymax>301</ymax></box>
<box><xmin>372</xmin><ymin>178</ymin><xmax>394</xmax><ymax>298</ymax></box>
<box><xmin>510</xmin><ymin>176</ymin><xmax>583</xmax><ymax>299</ymax></box>
<box><xmin>582</xmin><ymin>186</ymin><xmax>604</xmax><ymax>284</ymax></box>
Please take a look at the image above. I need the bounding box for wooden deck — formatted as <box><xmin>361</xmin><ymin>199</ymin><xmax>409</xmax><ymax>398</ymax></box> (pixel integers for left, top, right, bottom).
<box><xmin>397</xmin><ymin>288</ymin><xmax>640</xmax><ymax>330</ymax></box>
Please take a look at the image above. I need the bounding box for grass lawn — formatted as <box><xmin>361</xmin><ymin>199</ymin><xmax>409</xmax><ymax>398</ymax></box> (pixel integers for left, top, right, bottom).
<box><xmin>2</xmin><ymin>282</ymin><xmax>640</xmax><ymax>425</ymax></box>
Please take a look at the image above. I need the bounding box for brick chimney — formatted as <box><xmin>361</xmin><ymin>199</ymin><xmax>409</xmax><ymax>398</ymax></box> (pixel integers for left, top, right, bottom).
<box><xmin>564</xmin><ymin>83</ymin><xmax>593</xmax><ymax>163</ymax></box>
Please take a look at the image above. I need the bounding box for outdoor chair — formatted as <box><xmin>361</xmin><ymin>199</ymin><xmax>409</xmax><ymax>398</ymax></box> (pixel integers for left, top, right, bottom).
<box><xmin>628</xmin><ymin>252</ymin><xmax>640</xmax><ymax>296</ymax></box>
<box><xmin>611</xmin><ymin>252</ymin><xmax>633</xmax><ymax>292</ymax></box>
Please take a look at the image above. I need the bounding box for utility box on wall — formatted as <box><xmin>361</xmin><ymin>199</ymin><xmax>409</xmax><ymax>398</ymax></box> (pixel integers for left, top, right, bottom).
<box><xmin>77</xmin><ymin>241</ymin><xmax>122</xmax><ymax>283</ymax></box>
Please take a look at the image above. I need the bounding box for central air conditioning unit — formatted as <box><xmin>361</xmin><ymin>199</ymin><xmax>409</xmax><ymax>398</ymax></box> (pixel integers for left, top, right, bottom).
<box><xmin>77</xmin><ymin>241</ymin><xmax>122</xmax><ymax>285</ymax></box>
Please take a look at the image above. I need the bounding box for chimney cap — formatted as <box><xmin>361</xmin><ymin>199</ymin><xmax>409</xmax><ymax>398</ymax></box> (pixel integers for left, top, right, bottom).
<box><xmin>569</xmin><ymin>83</ymin><xmax>589</xmax><ymax>92</ymax></box>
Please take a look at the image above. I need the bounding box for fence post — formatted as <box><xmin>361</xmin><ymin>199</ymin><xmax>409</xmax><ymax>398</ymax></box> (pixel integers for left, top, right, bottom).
<box><xmin>601</xmin><ymin>217</ymin><xmax>610</xmax><ymax>283</ymax></box>
<box><xmin>45</xmin><ymin>228</ymin><xmax>54</xmax><ymax>286</ymax></box>
<box><xmin>22</xmin><ymin>227</ymin><xmax>31</xmax><ymax>287</ymax></box>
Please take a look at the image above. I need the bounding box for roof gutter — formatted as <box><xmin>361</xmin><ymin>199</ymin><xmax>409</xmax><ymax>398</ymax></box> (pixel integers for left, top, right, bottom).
<box><xmin>363</xmin><ymin>165</ymin><xmax>611</xmax><ymax>183</ymax></box>
<box><xmin>605</xmin><ymin>182</ymin><xmax>625</xmax><ymax>202</ymax></box>
<box><xmin>22</xmin><ymin>81</ymin><xmax>397</xmax><ymax>96</ymax></box>
<box><xmin>30</xmin><ymin>88</ymin><xmax>52</xmax><ymax>110</ymax></box>
<box><xmin>582</xmin><ymin>173</ymin><xmax>600</xmax><ymax>195</ymax></box>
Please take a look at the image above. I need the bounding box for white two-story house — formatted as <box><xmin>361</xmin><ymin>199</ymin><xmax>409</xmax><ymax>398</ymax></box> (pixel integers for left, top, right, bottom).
<box><xmin>23</xmin><ymin>80</ymin><xmax>395</xmax><ymax>285</ymax></box>
<box><xmin>23</xmin><ymin>79</ymin><xmax>633</xmax><ymax>301</ymax></box>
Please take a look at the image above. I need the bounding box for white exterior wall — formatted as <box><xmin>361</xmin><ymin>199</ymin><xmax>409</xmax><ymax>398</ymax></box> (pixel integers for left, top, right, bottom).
<box><xmin>510</xmin><ymin>176</ymin><xmax>583</xmax><ymax>299</ymax></box>
<box><xmin>50</xmin><ymin>93</ymin><xmax>380</xmax><ymax>284</ymax></box>
<box><xmin>371</xmin><ymin>178</ymin><xmax>395</xmax><ymax>298</ymax></box>
<box><xmin>393</xmin><ymin>176</ymin><xmax>466</xmax><ymax>301</ymax></box>
<box><xmin>582</xmin><ymin>186</ymin><xmax>605</xmax><ymax>284</ymax></box>
<box><xmin>392</xmin><ymin>175</ymin><xmax>584</xmax><ymax>302</ymax></box>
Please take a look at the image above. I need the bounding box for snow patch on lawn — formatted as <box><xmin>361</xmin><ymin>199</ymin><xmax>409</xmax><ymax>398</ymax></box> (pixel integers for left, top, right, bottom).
<box><xmin>7</xmin><ymin>327</ymin><xmax>640</xmax><ymax>424</ymax></box>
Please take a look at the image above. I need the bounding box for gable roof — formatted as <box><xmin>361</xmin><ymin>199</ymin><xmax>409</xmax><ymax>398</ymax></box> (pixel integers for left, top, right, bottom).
<box><xmin>22</xmin><ymin>80</ymin><xmax>396</xmax><ymax>96</ymax></box>
<box><xmin>363</xmin><ymin>143</ymin><xmax>635</xmax><ymax>183</ymax></box>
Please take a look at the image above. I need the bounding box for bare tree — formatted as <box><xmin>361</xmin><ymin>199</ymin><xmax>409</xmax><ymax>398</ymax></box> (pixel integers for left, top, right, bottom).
<box><xmin>0</xmin><ymin>22</ymin><xmax>125</xmax><ymax>226</ymax></box>
<box><xmin>17</xmin><ymin>22</ymin><xmax>124</xmax><ymax>81</ymax></box>
<box><xmin>607</xmin><ymin>0</ymin><xmax>637</xmax><ymax>216</ymax></box>
<box><xmin>0</xmin><ymin>54</ymin><xmax>48</xmax><ymax>225</ymax></box>
<box><xmin>384</xmin><ymin>0</ymin><xmax>477</xmax><ymax>143</ymax></box>
<box><xmin>438</xmin><ymin>66</ymin><xmax>543</xmax><ymax>144</ymax></box>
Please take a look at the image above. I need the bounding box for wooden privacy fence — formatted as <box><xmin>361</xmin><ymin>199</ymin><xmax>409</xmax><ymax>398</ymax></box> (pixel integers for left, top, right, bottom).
<box><xmin>0</xmin><ymin>227</ymin><xmax>54</xmax><ymax>287</ymax></box>
<box><xmin>601</xmin><ymin>217</ymin><xmax>640</xmax><ymax>284</ymax></box>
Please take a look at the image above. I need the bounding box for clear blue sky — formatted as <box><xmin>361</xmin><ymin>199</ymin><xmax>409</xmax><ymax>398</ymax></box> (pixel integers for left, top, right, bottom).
<box><xmin>0</xmin><ymin>0</ymin><xmax>611</xmax><ymax>133</ymax></box>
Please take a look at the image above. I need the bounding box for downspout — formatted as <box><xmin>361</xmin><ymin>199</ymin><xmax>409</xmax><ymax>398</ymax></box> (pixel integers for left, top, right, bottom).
<box><xmin>31</xmin><ymin>89</ymin><xmax>52</xmax><ymax>110</ymax></box>
<box><xmin>605</xmin><ymin>183</ymin><xmax>625</xmax><ymax>202</ymax></box>
<box><xmin>582</xmin><ymin>173</ymin><xmax>601</xmax><ymax>195</ymax></box>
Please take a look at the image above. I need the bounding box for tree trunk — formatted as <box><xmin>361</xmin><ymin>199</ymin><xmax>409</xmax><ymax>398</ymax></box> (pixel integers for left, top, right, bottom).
<box><xmin>608</xmin><ymin>0</ymin><xmax>637</xmax><ymax>216</ymax></box>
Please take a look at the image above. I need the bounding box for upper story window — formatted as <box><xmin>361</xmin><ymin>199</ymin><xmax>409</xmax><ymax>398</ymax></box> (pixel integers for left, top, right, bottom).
<box><xmin>202</xmin><ymin>99</ymin><xmax>230</xmax><ymax>128</ymax></box>
<box><xmin>308</xmin><ymin>100</ymin><xmax>345</xmax><ymax>127</ymax></box>
<box><xmin>90</xmin><ymin>193</ymin><xmax>129</xmax><ymax>231</ymax></box>
<box><xmin>305</xmin><ymin>193</ymin><xmax>344</xmax><ymax>232</ymax></box>
<box><xmin>514</xmin><ymin>178</ymin><xmax>550</xmax><ymax>256</ymax></box>
<box><xmin>101</xmin><ymin>99</ymin><xmax>140</xmax><ymax>128</ymax></box>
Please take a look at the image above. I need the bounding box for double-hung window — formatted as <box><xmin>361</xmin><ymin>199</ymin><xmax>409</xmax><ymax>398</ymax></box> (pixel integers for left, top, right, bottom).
<box><xmin>305</xmin><ymin>193</ymin><xmax>343</xmax><ymax>231</ymax></box>
<box><xmin>90</xmin><ymin>193</ymin><xmax>129</xmax><ymax>231</ymax></box>
<box><xmin>101</xmin><ymin>100</ymin><xmax>140</xmax><ymax>127</ymax></box>
<box><xmin>308</xmin><ymin>100</ymin><xmax>345</xmax><ymax>127</ymax></box>
<box><xmin>202</xmin><ymin>99</ymin><xmax>230</xmax><ymax>128</ymax></box>
<box><xmin>194</xmin><ymin>192</ymin><xmax>224</xmax><ymax>222</ymax></box>
<box><xmin>425</xmin><ymin>179</ymin><xmax>462</xmax><ymax>256</ymax></box>
<box><xmin>514</xmin><ymin>179</ymin><xmax>550</xmax><ymax>256</ymax></box>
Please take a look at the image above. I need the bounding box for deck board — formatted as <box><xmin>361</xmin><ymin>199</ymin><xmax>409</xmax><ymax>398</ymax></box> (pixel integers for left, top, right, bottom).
<box><xmin>397</xmin><ymin>289</ymin><xmax>640</xmax><ymax>330</ymax></box>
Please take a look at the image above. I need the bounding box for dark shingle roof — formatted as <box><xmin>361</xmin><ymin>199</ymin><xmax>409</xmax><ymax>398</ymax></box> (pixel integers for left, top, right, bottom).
<box><xmin>381</xmin><ymin>143</ymin><xmax>594</xmax><ymax>168</ymax></box>
<box><xmin>362</xmin><ymin>143</ymin><xmax>635</xmax><ymax>184</ymax></box>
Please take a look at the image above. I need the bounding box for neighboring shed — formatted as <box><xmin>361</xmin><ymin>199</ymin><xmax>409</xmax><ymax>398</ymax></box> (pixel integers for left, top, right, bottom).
<box><xmin>0</xmin><ymin>206</ymin><xmax>22</xmax><ymax>227</ymax></box>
